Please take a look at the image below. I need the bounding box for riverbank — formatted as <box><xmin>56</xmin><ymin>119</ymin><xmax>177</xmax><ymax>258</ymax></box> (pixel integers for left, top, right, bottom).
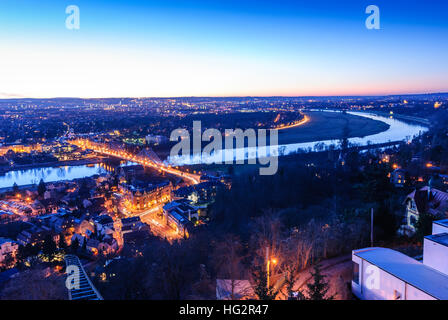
<box><xmin>167</xmin><ymin>110</ymin><xmax>428</xmax><ymax>168</ymax></box>
<box><xmin>0</xmin><ymin>157</ymin><xmax>107</xmax><ymax>176</ymax></box>
<box><xmin>364</xmin><ymin>111</ymin><xmax>430</xmax><ymax>126</ymax></box>
<box><xmin>278</xmin><ymin>111</ymin><xmax>390</xmax><ymax>145</ymax></box>
<box><xmin>184</xmin><ymin>139</ymin><xmax>407</xmax><ymax>177</ymax></box>
<box><xmin>156</xmin><ymin>110</ymin><xmax>392</xmax><ymax>163</ymax></box>
<box><xmin>0</xmin><ymin>161</ymin><xmax>115</xmax><ymax>189</ymax></box>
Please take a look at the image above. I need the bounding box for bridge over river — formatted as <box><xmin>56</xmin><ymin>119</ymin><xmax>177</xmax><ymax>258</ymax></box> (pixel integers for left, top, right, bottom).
<box><xmin>70</xmin><ymin>139</ymin><xmax>201</xmax><ymax>185</ymax></box>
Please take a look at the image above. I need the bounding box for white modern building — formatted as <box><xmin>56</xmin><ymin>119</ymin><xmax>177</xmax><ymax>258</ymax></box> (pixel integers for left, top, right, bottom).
<box><xmin>352</xmin><ymin>219</ymin><xmax>448</xmax><ymax>300</ymax></box>
<box><xmin>423</xmin><ymin>220</ymin><xmax>448</xmax><ymax>276</ymax></box>
<box><xmin>432</xmin><ymin>219</ymin><xmax>448</xmax><ymax>235</ymax></box>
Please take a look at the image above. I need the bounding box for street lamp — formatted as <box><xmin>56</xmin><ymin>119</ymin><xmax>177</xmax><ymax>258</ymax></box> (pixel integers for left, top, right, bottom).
<box><xmin>266</xmin><ymin>247</ymin><xmax>277</xmax><ymax>289</ymax></box>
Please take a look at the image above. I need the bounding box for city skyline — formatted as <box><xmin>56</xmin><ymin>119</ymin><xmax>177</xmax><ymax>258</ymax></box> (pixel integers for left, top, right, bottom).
<box><xmin>1</xmin><ymin>0</ymin><xmax>448</xmax><ymax>304</ymax></box>
<box><xmin>1</xmin><ymin>0</ymin><xmax>448</xmax><ymax>98</ymax></box>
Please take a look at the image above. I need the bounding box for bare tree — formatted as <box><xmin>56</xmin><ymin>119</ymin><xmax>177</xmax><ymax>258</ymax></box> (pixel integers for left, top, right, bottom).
<box><xmin>212</xmin><ymin>236</ymin><xmax>249</xmax><ymax>299</ymax></box>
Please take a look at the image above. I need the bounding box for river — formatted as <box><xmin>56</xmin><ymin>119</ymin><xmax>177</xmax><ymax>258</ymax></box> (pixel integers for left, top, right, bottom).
<box><xmin>0</xmin><ymin>111</ymin><xmax>429</xmax><ymax>188</ymax></box>
<box><xmin>166</xmin><ymin>111</ymin><xmax>429</xmax><ymax>165</ymax></box>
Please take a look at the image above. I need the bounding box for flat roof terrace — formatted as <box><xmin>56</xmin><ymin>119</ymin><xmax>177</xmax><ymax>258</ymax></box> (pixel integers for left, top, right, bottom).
<box><xmin>353</xmin><ymin>247</ymin><xmax>448</xmax><ymax>300</ymax></box>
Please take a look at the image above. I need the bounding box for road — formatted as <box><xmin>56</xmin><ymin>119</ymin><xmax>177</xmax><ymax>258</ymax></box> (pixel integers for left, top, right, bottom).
<box><xmin>275</xmin><ymin>114</ymin><xmax>310</xmax><ymax>130</ymax></box>
<box><xmin>125</xmin><ymin>204</ymin><xmax>182</xmax><ymax>241</ymax></box>
<box><xmin>70</xmin><ymin>139</ymin><xmax>193</xmax><ymax>240</ymax></box>
<box><xmin>70</xmin><ymin>139</ymin><xmax>201</xmax><ymax>185</ymax></box>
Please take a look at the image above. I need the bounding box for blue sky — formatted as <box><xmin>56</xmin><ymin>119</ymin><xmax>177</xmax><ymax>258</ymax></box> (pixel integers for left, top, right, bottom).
<box><xmin>0</xmin><ymin>0</ymin><xmax>447</xmax><ymax>98</ymax></box>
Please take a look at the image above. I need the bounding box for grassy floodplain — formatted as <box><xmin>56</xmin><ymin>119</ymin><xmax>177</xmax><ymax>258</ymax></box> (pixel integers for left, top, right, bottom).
<box><xmin>278</xmin><ymin>111</ymin><xmax>390</xmax><ymax>145</ymax></box>
<box><xmin>184</xmin><ymin>110</ymin><xmax>391</xmax><ymax>175</ymax></box>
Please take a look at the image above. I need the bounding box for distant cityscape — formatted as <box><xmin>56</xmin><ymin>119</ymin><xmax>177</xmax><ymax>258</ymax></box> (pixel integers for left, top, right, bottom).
<box><xmin>1</xmin><ymin>0</ymin><xmax>448</xmax><ymax>306</ymax></box>
<box><xmin>0</xmin><ymin>94</ymin><xmax>448</xmax><ymax>300</ymax></box>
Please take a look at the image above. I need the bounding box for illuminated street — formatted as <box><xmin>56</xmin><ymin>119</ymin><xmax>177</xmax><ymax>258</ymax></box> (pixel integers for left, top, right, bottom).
<box><xmin>71</xmin><ymin>139</ymin><xmax>201</xmax><ymax>185</ymax></box>
<box><xmin>275</xmin><ymin>115</ymin><xmax>310</xmax><ymax>130</ymax></box>
<box><xmin>126</xmin><ymin>205</ymin><xmax>182</xmax><ymax>241</ymax></box>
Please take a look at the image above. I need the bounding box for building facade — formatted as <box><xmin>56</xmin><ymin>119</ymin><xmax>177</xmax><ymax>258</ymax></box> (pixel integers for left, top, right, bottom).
<box><xmin>353</xmin><ymin>219</ymin><xmax>448</xmax><ymax>300</ymax></box>
<box><xmin>0</xmin><ymin>238</ymin><xmax>19</xmax><ymax>267</ymax></box>
<box><xmin>120</xmin><ymin>181</ymin><xmax>172</xmax><ymax>211</ymax></box>
<box><xmin>401</xmin><ymin>186</ymin><xmax>448</xmax><ymax>235</ymax></box>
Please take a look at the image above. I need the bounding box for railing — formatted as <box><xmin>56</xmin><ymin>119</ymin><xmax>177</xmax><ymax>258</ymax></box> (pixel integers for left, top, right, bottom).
<box><xmin>65</xmin><ymin>254</ymin><xmax>103</xmax><ymax>300</ymax></box>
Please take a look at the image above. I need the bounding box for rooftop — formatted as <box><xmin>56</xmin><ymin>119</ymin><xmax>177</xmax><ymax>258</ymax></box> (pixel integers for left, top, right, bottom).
<box><xmin>121</xmin><ymin>216</ymin><xmax>141</xmax><ymax>224</ymax></box>
<box><xmin>421</xmin><ymin>186</ymin><xmax>448</xmax><ymax>203</ymax></box>
<box><xmin>434</xmin><ymin>219</ymin><xmax>448</xmax><ymax>229</ymax></box>
<box><xmin>425</xmin><ymin>233</ymin><xmax>448</xmax><ymax>247</ymax></box>
<box><xmin>168</xmin><ymin>208</ymin><xmax>190</xmax><ymax>226</ymax></box>
<box><xmin>353</xmin><ymin>247</ymin><xmax>448</xmax><ymax>300</ymax></box>
<box><xmin>406</xmin><ymin>186</ymin><xmax>448</xmax><ymax>216</ymax></box>
<box><xmin>94</xmin><ymin>215</ymin><xmax>113</xmax><ymax>225</ymax></box>
<box><xmin>163</xmin><ymin>201</ymin><xmax>181</xmax><ymax>211</ymax></box>
<box><xmin>0</xmin><ymin>237</ymin><xmax>16</xmax><ymax>245</ymax></box>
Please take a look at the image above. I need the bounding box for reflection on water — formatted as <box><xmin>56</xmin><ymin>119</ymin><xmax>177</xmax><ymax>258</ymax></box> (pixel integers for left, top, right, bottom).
<box><xmin>0</xmin><ymin>162</ymin><xmax>135</xmax><ymax>189</ymax></box>
<box><xmin>0</xmin><ymin>163</ymin><xmax>109</xmax><ymax>189</ymax></box>
<box><xmin>167</xmin><ymin>111</ymin><xmax>429</xmax><ymax>165</ymax></box>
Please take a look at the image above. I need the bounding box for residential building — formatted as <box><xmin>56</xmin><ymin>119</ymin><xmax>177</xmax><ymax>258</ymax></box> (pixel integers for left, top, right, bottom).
<box><xmin>120</xmin><ymin>217</ymin><xmax>150</xmax><ymax>244</ymax></box>
<box><xmin>145</xmin><ymin>134</ymin><xmax>167</xmax><ymax>145</ymax></box>
<box><xmin>120</xmin><ymin>181</ymin><xmax>172</xmax><ymax>211</ymax></box>
<box><xmin>390</xmin><ymin>168</ymin><xmax>406</xmax><ymax>187</ymax></box>
<box><xmin>120</xmin><ymin>216</ymin><xmax>142</xmax><ymax>235</ymax></box>
<box><xmin>401</xmin><ymin>186</ymin><xmax>448</xmax><ymax>235</ymax></box>
<box><xmin>432</xmin><ymin>219</ymin><xmax>448</xmax><ymax>235</ymax></box>
<box><xmin>40</xmin><ymin>211</ymin><xmax>75</xmax><ymax>233</ymax></box>
<box><xmin>439</xmin><ymin>174</ymin><xmax>448</xmax><ymax>187</ymax></box>
<box><xmin>174</xmin><ymin>181</ymin><xmax>223</xmax><ymax>204</ymax></box>
<box><xmin>0</xmin><ymin>238</ymin><xmax>19</xmax><ymax>267</ymax></box>
<box><xmin>92</xmin><ymin>215</ymin><xmax>114</xmax><ymax>232</ymax></box>
<box><xmin>0</xmin><ymin>200</ymin><xmax>33</xmax><ymax>216</ymax></box>
<box><xmin>162</xmin><ymin>201</ymin><xmax>195</xmax><ymax>238</ymax></box>
<box><xmin>17</xmin><ymin>225</ymin><xmax>59</xmax><ymax>246</ymax></box>
<box><xmin>0</xmin><ymin>210</ymin><xmax>19</xmax><ymax>222</ymax></box>
<box><xmin>352</xmin><ymin>219</ymin><xmax>448</xmax><ymax>300</ymax></box>
<box><xmin>86</xmin><ymin>239</ymin><xmax>100</xmax><ymax>255</ymax></box>
<box><xmin>423</xmin><ymin>221</ymin><xmax>448</xmax><ymax>275</ymax></box>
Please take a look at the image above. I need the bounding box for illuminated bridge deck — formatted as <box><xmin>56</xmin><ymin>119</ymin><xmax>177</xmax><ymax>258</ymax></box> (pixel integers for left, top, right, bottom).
<box><xmin>65</xmin><ymin>254</ymin><xmax>103</xmax><ymax>301</ymax></box>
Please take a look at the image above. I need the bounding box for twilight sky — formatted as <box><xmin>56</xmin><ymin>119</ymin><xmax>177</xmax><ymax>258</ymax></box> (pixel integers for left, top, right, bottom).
<box><xmin>0</xmin><ymin>0</ymin><xmax>447</xmax><ymax>98</ymax></box>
